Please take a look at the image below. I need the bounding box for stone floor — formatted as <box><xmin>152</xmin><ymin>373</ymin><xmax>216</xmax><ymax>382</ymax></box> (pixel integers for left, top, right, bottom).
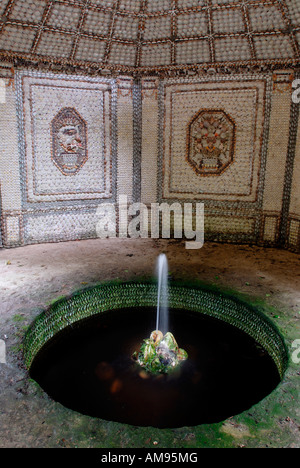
<box><xmin>0</xmin><ymin>238</ymin><xmax>299</xmax><ymax>448</ymax></box>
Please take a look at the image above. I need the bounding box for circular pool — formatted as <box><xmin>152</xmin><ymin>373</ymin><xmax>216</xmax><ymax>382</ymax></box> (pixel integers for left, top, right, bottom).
<box><xmin>23</xmin><ymin>282</ymin><xmax>288</xmax><ymax>428</ymax></box>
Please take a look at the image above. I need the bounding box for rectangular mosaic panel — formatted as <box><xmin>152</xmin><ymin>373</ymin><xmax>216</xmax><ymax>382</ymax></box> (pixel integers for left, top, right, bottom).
<box><xmin>3</xmin><ymin>214</ymin><xmax>22</xmax><ymax>246</ymax></box>
<box><xmin>263</xmin><ymin>215</ymin><xmax>279</xmax><ymax>243</ymax></box>
<box><xmin>13</xmin><ymin>71</ymin><xmax>118</xmax><ymax>246</ymax></box>
<box><xmin>288</xmin><ymin>218</ymin><xmax>300</xmax><ymax>248</ymax></box>
<box><xmin>23</xmin><ymin>207</ymin><xmax>102</xmax><ymax>244</ymax></box>
<box><xmin>18</xmin><ymin>72</ymin><xmax>113</xmax><ymax>203</ymax></box>
<box><xmin>160</xmin><ymin>76</ymin><xmax>268</xmax><ymax>203</ymax></box>
<box><xmin>205</xmin><ymin>216</ymin><xmax>256</xmax><ymax>236</ymax></box>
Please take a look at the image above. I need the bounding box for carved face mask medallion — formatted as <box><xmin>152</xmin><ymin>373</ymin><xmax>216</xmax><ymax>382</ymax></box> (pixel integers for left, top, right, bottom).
<box><xmin>51</xmin><ymin>108</ymin><xmax>88</xmax><ymax>176</ymax></box>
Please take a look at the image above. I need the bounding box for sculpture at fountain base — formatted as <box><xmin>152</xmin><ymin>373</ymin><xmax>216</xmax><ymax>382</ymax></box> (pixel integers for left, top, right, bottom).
<box><xmin>133</xmin><ymin>330</ymin><xmax>188</xmax><ymax>375</ymax></box>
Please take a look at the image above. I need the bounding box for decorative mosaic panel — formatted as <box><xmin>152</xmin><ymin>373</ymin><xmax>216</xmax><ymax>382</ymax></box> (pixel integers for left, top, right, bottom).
<box><xmin>51</xmin><ymin>107</ymin><xmax>88</xmax><ymax>176</ymax></box>
<box><xmin>288</xmin><ymin>218</ymin><xmax>300</xmax><ymax>249</ymax></box>
<box><xmin>2</xmin><ymin>214</ymin><xmax>22</xmax><ymax>247</ymax></box>
<box><xmin>187</xmin><ymin>109</ymin><xmax>236</xmax><ymax>176</ymax></box>
<box><xmin>9</xmin><ymin>70</ymin><xmax>120</xmax><ymax>246</ymax></box>
<box><xmin>18</xmin><ymin>71</ymin><xmax>113</xmax><ymax>203</ymax></box>
<box><xmin>116</xmin><ymin>77</ymin><xmax>134</xmax><ymax>202</ymax></box>
<box><xmin>0</xmin><ymin>81</ymin><xmax>22</xmax><ymax>213</ymax></box>
<box><xmin>262</xmin><ymin>215</ymin><xmax>279</xmax><ymax>244</ymax></box>
<box><xmin>160</xmin><ymin>76</ymin><xmax>269</xmax><ymax>203</ymax></box>
<box><xmin>141</xmin><ymin>78</ymin><xmax>159</xmax><ymax>205</ymax></box>
<box><xmin>205</xmin><ymin>215</ymin><xmax>256</xmax><ymax>235</ymax></box>
<box><xmin>22</xmin><ymin>206</ymin><xmax>102</xmax><ymax>245</ymax></box>
<box><xmin>154</xmin><ymin>74</ymin><xmax>274</xmax><ymax>243</ymax></box>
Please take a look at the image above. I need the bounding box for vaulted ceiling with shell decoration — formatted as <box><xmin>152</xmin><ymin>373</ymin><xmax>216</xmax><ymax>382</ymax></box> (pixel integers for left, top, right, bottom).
<box><xmin>0</xmin><ymin>0</ymin><xmax>300</xmax><ymax>75</ymax></box>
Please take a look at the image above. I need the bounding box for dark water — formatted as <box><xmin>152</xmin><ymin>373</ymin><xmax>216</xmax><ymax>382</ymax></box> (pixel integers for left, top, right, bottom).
<box><xmin>30</xmin><ymin>307</ymin><xmax>281</xmax><ymax>428</ymax></box>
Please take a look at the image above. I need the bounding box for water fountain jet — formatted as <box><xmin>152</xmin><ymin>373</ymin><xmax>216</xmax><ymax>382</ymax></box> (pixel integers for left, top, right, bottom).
<box><xmin>156</xmin><ymin>253</ymin><xmax>169</xmax><ymax>334</ymax></box>
<box><xmin>133</xmin><ymin>254</ymin><xmax>188</xmax><ymax>375</ymax></box>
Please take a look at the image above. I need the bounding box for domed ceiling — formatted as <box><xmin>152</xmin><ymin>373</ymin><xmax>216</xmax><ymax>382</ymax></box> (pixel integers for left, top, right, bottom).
<box><xmin>0</xmin><ymin>0</ymin><xmax>300</xmax><ymax>74</ymax></box>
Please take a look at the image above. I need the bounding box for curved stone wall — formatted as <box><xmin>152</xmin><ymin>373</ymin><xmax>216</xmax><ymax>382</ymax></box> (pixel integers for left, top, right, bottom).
<box><xmin>0</xmin><ymin>68</ymin><xmax>299</xmax><ymax>252</ymax></box>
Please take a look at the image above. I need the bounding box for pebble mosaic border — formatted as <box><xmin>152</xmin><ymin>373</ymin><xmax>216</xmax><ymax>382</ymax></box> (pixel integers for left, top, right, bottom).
<box><xmin>132</xmin><ymin>78</ymin><xmax>142</xmax><ymax>203</ymax></box>
<box><xmin>279</xmin><ymin>70</ymin><xmax>300</xmax><ymax>248</ymax></box>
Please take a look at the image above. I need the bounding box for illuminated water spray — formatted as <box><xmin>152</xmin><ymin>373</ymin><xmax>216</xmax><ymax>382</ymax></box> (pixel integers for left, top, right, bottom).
<box><xmin>133</xmin><ymin>254</ymin><xmax>188</xmax><ymax>375</ymax></box>
<box><xmin>156</xmin><ymin>253</ymin><xmax>169</xmax><ymax>334</ymax></box>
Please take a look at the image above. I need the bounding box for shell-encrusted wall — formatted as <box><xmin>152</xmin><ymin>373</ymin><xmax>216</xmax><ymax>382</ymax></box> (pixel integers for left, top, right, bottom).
<box><xmin>141</xmin><ymin>70</ymin><xmax>300</xmax><ymax>251</ymax></box>
<box><xmin>0</xmin><ymin>69</ymin><xmax>135</xmax><ymax>247</ymax></box>
<box><xmin>0</xmin><ymin>67</ymin><xmax>299</xmax><ymax>252</ymax></box>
